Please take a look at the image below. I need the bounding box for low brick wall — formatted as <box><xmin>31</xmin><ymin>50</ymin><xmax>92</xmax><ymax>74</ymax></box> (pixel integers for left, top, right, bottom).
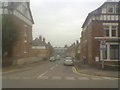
<box><xmin>16</xmin><ymin>57</ymin><xmax>43</xmax><ymax>66</ymax></box>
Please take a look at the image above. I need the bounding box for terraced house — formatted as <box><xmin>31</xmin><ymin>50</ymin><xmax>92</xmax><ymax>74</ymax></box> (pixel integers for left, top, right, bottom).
<box><xmin>80</xmin><ymin>0</ymin><xmax>120</xmax><ymax>67</ymax></box>
<box><xmin>2</xmin><ymin>1</ymin><xmax>34</xmax><ymax>66</ymax></box>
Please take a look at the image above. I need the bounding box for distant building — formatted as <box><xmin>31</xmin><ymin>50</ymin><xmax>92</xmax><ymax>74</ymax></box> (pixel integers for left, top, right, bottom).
<box><xmin>32</xmin><ymin>36</ymin><xmax>53</xmax><ymax>60</ymax></box>
<box><xmin>65</xmin><ymin>41</ymin><xmax>80</xmax><ymax>59</ymax></box>
<box><xmin>65</xmin><ymin>43</ymin><xmax>76</xmax><ymax>58</ymax></box>
<box><xmin>53</xmin><ymin>47</ymin><xmax>67</xmax><ymax>57</ymax></box>
<box><xmin>80</xmin><ymin>1</ymin><xmax>120</xmax><ymax>66</ymax></box>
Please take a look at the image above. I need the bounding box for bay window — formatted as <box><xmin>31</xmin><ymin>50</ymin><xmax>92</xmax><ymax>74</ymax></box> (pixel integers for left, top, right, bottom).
<box><xmin>110</xmin><ymin>45</ymin><xmax>119</xmax><ymax>60</ymax></box>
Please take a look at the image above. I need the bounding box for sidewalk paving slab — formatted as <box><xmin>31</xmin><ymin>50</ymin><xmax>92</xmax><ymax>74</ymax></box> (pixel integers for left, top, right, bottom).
<box><xmin>74</xmin><ymin>61</ymin><xmax>119</xmax><ymax>78</ymax></box>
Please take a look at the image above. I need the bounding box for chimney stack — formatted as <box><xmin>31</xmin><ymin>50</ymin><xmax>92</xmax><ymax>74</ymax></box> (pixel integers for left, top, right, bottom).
<box><xmin>39</xmin><ymin>35</ymin><xmax>42</xmax><ymax>41</ymax></box>
<box><xmin>43</xmin><ymin>37</ymin><xmax>45</xmax><ymax>43</ymax></box>
<box><xmin>76</xmin><ymin>40</ymin><xmax>79</xmax><ymax>45</ymax></box>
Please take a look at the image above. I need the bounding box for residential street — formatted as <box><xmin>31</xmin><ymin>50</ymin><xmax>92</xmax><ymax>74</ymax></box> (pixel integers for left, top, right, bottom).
<box><xmin>2</xmin><ymin>59</ymin><xmax>119</xmax><ymax>88</ymax></box>
<box><xmin>1</xmin><ymin>0</ymin><xmax>120</xmax><ymax>89</ymax></box>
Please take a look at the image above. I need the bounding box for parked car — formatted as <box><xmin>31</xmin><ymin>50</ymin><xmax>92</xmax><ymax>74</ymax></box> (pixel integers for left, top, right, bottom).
<box><xmin>49</xmin><ymin>56</ymin><xmax>56</xmax><ymax>62</ymax></box>
<box><xmin>63</xmin><ymin>57</ymin><xmax>74</xmax><ymax>66</ymax></box>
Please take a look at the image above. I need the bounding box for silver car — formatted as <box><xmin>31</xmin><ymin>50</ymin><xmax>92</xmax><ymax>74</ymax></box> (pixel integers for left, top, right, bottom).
<box><xmin>63</xmin><ymin>57</ymin><xmax>74</xmax><ymax>66</ymax></box>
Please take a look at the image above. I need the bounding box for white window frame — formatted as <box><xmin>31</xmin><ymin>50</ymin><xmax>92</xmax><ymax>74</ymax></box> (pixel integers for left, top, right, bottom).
<box><xmin>107</xmin><ymin>15</ymin><xmax>111</xmax><ymax>20</ymax></box>
<box><xmin>111</xmin><ymin>26</ymin><xmax>118</xmax><ymax>37</ymax></box>
<box><xmin>111</xmin><ymin>15</ymin><xmax>115</xmax><ymax>20</ymax></box>
<box><xmin>103</xmin><ymin>23</ymin><xmax>118</xmax><ymax>38</ymax></box>
<box><xmin>115</xmin><ymin>15</ymin><xmax>118</xmax><ymax>20</ymax></box>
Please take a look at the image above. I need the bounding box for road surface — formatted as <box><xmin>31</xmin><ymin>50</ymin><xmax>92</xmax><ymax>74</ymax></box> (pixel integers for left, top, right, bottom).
<box><xmin>2</xmin><ymin>59</ymin><xmax>119</xmax><ymax>88</ymax></box>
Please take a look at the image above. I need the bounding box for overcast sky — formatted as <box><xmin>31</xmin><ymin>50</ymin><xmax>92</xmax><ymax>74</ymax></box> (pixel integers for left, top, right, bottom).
<box><xmin>30</xmin><ymin>0</ymin><xmax>106</xmax><ymax>47</ymax></box>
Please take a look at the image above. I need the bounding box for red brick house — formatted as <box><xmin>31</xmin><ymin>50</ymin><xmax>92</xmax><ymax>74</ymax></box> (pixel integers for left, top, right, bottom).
<box><xmin>65</xmin><ymin>40</ymin><xmax>80</xmax><ymax>59</ymax></box>
<box><xmin>80</xmin><ymin>1</ymin><xmax>120</xmax><ymax>67</ymax></box>
<box><xmin>2</xmin><ymin>2</ymin><xmax>34</xmax><ymax>65</ymax></box>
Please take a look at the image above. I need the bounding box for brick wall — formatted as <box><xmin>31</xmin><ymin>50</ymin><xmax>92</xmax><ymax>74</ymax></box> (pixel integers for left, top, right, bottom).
<box><xmin>12</xmin><ymin>16</ymin><xmax>32</xmax><ymax>58</ymax></box>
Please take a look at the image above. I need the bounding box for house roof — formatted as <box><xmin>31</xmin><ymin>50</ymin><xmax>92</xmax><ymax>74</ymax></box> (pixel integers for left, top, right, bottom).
<box><xmin>32</xmin><ymin>38</ymin><xmax>46</xmax><ymax>46</ymax></box>
<box><xmin>27</xmin><ymin>2</ymin><xmax>34</xmax><ymax>24</ymax></box>
<box><xmin>81</xmin><ymin>1</ymin><xmax>119</xmax><ymax>28</ymax></box>
<box><xmin>32</xmin><ymin>37</ymin><xmax>52</xmax><ymax>49</ymax></box>
<box><xmin>5</xmin><ymin>2</ymin><xmax>34</xmax><ymax>24</ymax></box>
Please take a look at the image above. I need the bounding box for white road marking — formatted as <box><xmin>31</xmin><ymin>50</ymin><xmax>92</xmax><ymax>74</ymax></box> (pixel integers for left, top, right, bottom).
<box><xmin>50</xmin><ymin>66</ymin><xmax>56</xmax><ymax>70</ymax></box>
<box><xmin>52</xmin><ymin>76</ymin><xmax>62</xmax><ymax>80</ymax></box>
<box><xmin>91</xmin><ymin>77</ymin><xmax>102</xmax><ymax>80</ymax></box>
<box><xmin>78</xmin><ymin>77</ymin><xmax>89</xmax><ymax>80</ymax></box>
<box><xmin>37</xmin><ymin>71</ymin><xmax>49</xmax><ymax>79</ymax></box>
<box><xmin>65</xmin><ymin>77</ymin><xmax>76</xmax><ymax>80</ymax></box>
<box><xmin>38</xmin><ymin>76</ymin><xmax>48</xmax><ymax>79</ymax></box>
<box><xmin>37</xmin><ymin>64</ymin><xmax>59</xmax><ymax>79</ymax></box>
<box><xmin>50</xmin><ymin>64</ymin><xmax>58</xmax><ymax>70</ymax></box>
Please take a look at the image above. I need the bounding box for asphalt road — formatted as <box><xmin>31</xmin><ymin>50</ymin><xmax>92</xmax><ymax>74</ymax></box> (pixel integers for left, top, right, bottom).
<box><xmin>2</xmin><ymin>59</ymin><xmax>119</xmax><ymax>88</ymax></box>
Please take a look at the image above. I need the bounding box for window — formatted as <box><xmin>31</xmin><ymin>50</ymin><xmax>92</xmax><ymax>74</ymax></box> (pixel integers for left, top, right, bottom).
<box><xmin>116</xmin><ymin>7</ymin><xmax>118</xmax><ymax>13</ymax></box>
<box><xmin>103</xmin><ymin>25</ymin><xmax>118</xmax><ymax>37</ymax></box>
<box><xmin>110</xmin><ymin>45</ymin><xmax>119</xmax><ymax>60</ymax></box>
<box><xmin>111</xmin><ymin>15</ymin><xmax>114</xmax><ymax>20</ymax></box>
<box><xmin>116</xmin><ymin>5</ymin><xmax>119</xmax><ymax>13</ymax></box>
<box><xmin>3</xmin><ymin>2</ymin><xmax>8</xmax><ymax>7</ymax></box>
<box><xmin>100</xmin><ymin>15</ymin><xmax>103</xmax><ymax>20</ymax></box>
<box><xmin>112</xmin><ymin>30</ymin><xmax>116</xmax><ymax>37</ymax></box>
<box><xmin>105</xmin><ymin>30</ymin><xmax>109</xmax><ymax>37</ymax></box>
<box><xmin>115</xmin><ymin>15</ymin><xmax>118</xmax><ymax>20</ymax></box>
<box><xmin>103</xmin><ymin>45</ymin><xmax>107</xmax><ymax>59</ymax></box>
<box><xmin>103</xmin><ymin>26</ymin><xmax>109</xmax><ymax>37</ymax></box>
<box><xmin>3</xmin><ymin>9</ymin><xmax>8</xmax><ymax>14</ymax></box>
<box><xmin>107</xmin><ymin>15</ymin><xmax>111</xmax><ymax>20</ymax></box>
<box><xmin>108</xmin><ymin>7</ymin><xmax>113</xmax><ymax>13</ymax></box>
<box><xmin>103</xmin><ymin>15</ymin><xmax>106</xmax><ymax>20</ymax></box>
<box><xmin>111</xmin><ymin>26</ymin><xmax>117</xmax><ymax>37</ymax></box>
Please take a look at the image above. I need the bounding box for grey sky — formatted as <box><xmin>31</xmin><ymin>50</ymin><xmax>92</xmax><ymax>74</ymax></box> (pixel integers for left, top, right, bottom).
<box><xmin>30</xmin><ymin>0</ymin><xmax>106</xmax><ymax>47</ymax></box>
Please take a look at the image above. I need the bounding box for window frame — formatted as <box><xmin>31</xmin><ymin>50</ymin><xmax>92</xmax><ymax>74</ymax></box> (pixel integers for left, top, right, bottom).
<box><xmin>103</xmin><ymin>25</ymin><xmax>118</xmax><ymax>38</ymax></box>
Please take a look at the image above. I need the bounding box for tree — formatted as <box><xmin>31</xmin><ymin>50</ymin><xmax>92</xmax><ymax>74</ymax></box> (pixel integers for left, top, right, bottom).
<box><xmin>2</xmin><ymin>16</ymin><xmax>19</xmax><ymax>57</ymax></box>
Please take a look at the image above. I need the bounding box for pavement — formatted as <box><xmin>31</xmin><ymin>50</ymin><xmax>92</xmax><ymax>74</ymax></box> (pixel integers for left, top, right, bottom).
<box><xmin>74</xmin><ymin>60</ymin><xmax>119</xmax><ymax>78</ymax></box>
<box><xmin>1</xmin><ymin>59</ymin><xmax>47</xmax><ymax>74</ymax></box>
